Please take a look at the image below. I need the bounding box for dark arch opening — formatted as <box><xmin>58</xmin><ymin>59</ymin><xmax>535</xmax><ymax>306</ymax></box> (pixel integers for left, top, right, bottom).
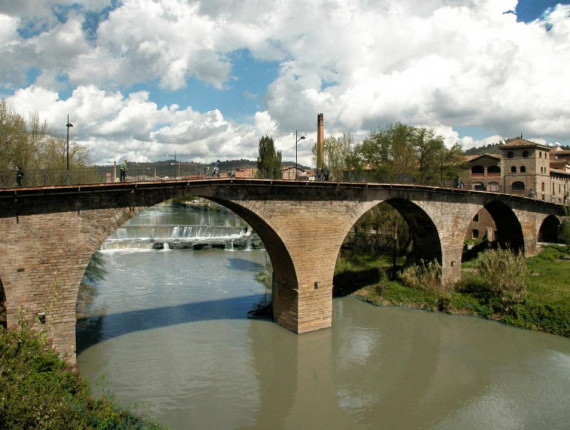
<box><xmin>488</xmin><ymin>165</ymin><xmax>501</xmax><ymax>175</ymax></box>
<box><xmin>538</xmin><ymin>215</ymin><xmax>562</xmax><ymax>243</ymax></box>
<box><xmin>484</xmin><ymin>200</ymin><xmax>525</xmax><ymax>252</ymax></box>
<box><xmin>471</xmin><ymin>165</ymin><xmax>484</xmax><ymax>175</ymax></box>
<box><xmin>334</xmin><ymin>198</ymin><xmax>441</xmax><ymax>296</ymax></box>
<box><xmin>512</xmin><ymin>181</ymin><xmax>525</xmax><ymax>191</ymax></box>
<box><xmin>386</xmin><ymin>199</ymin><xmax>442</xmax><ymax>264</ymax></box>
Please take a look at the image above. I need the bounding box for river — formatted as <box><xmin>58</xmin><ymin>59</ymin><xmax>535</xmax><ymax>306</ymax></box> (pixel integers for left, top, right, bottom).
<box><xmin>76</xmin><ymin>205</ymin><xmax>570</xmax><ymax>430</ymax></box>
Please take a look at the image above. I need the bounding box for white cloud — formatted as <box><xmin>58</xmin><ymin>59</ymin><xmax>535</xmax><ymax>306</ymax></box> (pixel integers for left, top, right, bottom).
<box><xmin>2</xmin><ymin>0</ymin><xmax>570</xmax><ymax>165</ymax></box>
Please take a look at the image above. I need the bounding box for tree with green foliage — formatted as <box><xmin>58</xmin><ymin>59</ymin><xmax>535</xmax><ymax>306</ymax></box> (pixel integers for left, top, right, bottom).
<box><xmin>352</xmin><ymin>122</ymin><xmax>466</xmax><ymax>185</ymax></box>
<box><xmin>256</xmin><ymin>135</ymin><xmax>282</xmax><ymax>179</ymax></box>
<box><xmin>0</xmin><ymin>100</ymin><xmax>90</xmax><ymax>181</ymax></box>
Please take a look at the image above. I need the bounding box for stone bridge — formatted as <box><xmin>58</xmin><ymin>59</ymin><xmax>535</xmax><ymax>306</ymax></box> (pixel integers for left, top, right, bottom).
<box><xmin>0</xmin><ymin>179</ymin><xmax>563</xmax><ymax>362</ymax></box>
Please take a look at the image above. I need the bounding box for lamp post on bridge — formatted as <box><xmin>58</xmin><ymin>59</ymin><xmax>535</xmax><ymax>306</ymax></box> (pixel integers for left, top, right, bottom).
<box><xmin>295</xmin><ymin>130</ymin><xmax>305</xmax><ymax>180</ymax></box>
<box><xmin>66</xmin><ymin>115</ymin><xmax>73</xmax><ymax>185</ymax></box>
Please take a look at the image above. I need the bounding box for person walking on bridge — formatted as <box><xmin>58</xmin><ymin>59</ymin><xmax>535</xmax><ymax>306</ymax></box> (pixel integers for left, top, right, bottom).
<box><xmin>120</xmin><ymin>159</ymin><xmax>127</xmax><ymax>182</ymax></box>
<box><xmin>16</xmin><ymin>167</ymin><xmax>24</xmax><ymax>187</ymax></box>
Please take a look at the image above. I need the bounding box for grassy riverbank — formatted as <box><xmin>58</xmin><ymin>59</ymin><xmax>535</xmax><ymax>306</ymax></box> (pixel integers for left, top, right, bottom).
<box><xmin>335</xmin><ymin>245</ymin><xmax>570</xmax><ymax>337</ymax></box>
<box><xmin>0</xmin><ymin>321</ymin><xmax>163</xmax><ymax>430</ymax></box>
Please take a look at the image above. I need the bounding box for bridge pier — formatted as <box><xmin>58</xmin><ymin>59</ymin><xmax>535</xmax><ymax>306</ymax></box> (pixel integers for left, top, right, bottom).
<box><xmin>225</xmin><ymin>199</ymin><xmax>362</xmax><ymax>334</ymax></box>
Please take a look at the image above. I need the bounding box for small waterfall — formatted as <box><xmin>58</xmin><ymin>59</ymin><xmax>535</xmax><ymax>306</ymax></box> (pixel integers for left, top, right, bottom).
<box><xmin>163</xmin><ymin>243</ymin><xmax>170</xmax><ymax>251</ymax></box>
<box><xmin>103</xmin><ymin>224</ymin><xmax>250</xmax><ymax>250</ymax></box>
<box><xmin>116</xmin><ymin>228</ymin><xmax>128</xmax><ymax>239</ymax></box>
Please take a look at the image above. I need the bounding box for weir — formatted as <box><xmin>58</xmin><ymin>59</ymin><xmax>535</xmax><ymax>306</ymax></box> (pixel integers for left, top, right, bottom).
<box><xmin>102</xmin><ymin>225</ymin><xmax>255</xmax><ymax>251</ymax></box>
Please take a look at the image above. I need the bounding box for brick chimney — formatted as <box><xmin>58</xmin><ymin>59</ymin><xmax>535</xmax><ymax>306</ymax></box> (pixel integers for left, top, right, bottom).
<box><xmin>317</xmin><ymin>113</ymin><xmax>324</xmax><ymax>169</ymax></box>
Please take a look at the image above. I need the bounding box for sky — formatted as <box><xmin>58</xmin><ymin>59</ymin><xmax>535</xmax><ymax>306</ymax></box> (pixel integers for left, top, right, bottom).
<box><xmin>1</xmin><ymin>0</ymin><xmax>569</xmax><ymax>166</ymax></box>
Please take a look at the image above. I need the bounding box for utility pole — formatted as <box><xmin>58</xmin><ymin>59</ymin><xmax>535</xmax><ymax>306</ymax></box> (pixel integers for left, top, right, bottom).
<box><xmin>66</xmin><ymin>115</ymin><xmax>73</xmax><ymax>185</ymax></box>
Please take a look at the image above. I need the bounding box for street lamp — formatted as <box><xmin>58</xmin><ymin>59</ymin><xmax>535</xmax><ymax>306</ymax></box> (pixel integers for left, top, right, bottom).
<box><xmin>66</xmin><ymin>115</ymin><xmax>73</xmax><ymax>185</ymax></box>
<box><xmin>295</xmin><ymin>130</ymin><xmax>305</xmax><ymax>180</ymax></box>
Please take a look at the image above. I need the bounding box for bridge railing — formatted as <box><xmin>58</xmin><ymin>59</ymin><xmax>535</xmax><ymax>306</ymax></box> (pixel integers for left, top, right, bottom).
<box><xmin>0</xmin><ymin>166</ymin><xmax>212</xmax><ymax>188</ymax></box>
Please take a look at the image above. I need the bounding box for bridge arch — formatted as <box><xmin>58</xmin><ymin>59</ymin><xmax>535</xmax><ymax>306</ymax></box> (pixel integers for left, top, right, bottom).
<box><xmin>204</xmin><ymin>197</ymin><xmax>297</xmax><ymax>327</ymax></box>
<box><xmin>538</xmin><ymin>215</ymin><xmax>562</xmax><ymax>243</ymax></box>
<box><xmin>483</xmin><ymin>200</ymin><xmax>525</xmax><ymax>252</ymax></box>
<box><xmin>384</xmin><ymin>198</ymin><xmax>442</xmax><ymax>265</ymax></box>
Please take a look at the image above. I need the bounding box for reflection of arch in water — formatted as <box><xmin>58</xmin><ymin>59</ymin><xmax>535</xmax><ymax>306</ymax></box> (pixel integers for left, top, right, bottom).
<box><xmin>538</xmin><ymin>215</ymin><xmax>562</xmax><ymax>243</ymax></box>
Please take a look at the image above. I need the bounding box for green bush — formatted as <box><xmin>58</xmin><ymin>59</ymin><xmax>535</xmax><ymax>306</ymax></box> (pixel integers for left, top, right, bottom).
<box><xmin>503</xmin><ymin>300</ymin><xmax>570</xmax><ymax>336</ymax></box>
<box><xmin>473</xmin><ymin>247</ymin><xmax>528</xmax><ymax>308</ymax></box>
<box><xmin>398</xmin><ymin>260</ymin><xmax>446</xmax><ymax>293</ymax></box>
<box><xmin>0</xmin><ymin>321</ymin><xmax>162</xmax><ymax>430</ymax></box>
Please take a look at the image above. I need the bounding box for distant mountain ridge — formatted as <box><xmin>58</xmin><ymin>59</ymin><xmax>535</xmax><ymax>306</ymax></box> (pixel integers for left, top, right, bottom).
<box><xmin>464</xmin><ymin>144</ymin><xmax>502</xmax><ymax>156</ymax></box>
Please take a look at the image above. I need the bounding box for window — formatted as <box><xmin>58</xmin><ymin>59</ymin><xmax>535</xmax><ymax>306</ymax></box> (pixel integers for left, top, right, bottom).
<box><xmin>542</xmin><ymin>182</ymin><xmax>545</xmax><ymax>191</ymax></box>
<box><xmin>472</xmin><ymin>229</ymin><xmax>479</xmax><ymax>239</ymax></box>
<box><xmin>511</xmin><ymin>166</ymin><xmax>517</xmax><ymax>173</ymax></box>
<box><xmin>512</xmin><ymin>181</ymin><xmax>525</xmax><ymax>191</ymax></box>
<box><xmin>488</xmin><ymin>165</ymin><xmax>501</xmax><ymax>175</ymax></box>
<box><xmin>473</xmin><ymin>214</ymin><xmax>479</xmax><ymax>222</ymax></box>
<box><xmin>520</xmin><ymin>166</ymin><xmax>526</xmax><ymax>173</ymax></box>
<box><xmin>539</xmin><ymin>152</ymin><xmax>542</xmax><ymax>158</ymax></box>
<box><xmin>508</xmin><ymin>151</ymin><xmax>514</xmax><ymax>158</ymax></box>
<box><xmin>473</xmin><ymin>182</ymin><xmax>485</xmax><ymax>191</ymax></box>
<box><xmin>522</xmin><ymin>151</ymin><xmax>529</xmax><ymax>158</ymax></box>
<box><xmin>488</xmin><ymin>182</ymin><xmax>500</xmax><ymax>191</ymax></box>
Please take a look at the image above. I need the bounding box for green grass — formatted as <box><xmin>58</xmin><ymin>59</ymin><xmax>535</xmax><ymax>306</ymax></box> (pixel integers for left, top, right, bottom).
<box><xmin>336</xmin><ymin>245</ymin><xmax>570</xmax><ymax>337</ymax></box>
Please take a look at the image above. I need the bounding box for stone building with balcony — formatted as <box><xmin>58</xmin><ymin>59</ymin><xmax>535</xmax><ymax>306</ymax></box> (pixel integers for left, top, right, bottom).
<box><xmin>467</xmin><ymin>138</ymin><xmax>570</xmax><ymax>204</ymax></box>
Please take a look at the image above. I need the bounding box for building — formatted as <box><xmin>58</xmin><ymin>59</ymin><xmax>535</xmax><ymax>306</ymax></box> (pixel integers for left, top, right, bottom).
<box><xmin>467</xmin><ymin>138</ymin><xmax>570</xmax><ymax>204</ymax></box>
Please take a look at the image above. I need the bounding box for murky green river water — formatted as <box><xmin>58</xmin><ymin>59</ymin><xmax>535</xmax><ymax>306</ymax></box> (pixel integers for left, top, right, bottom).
<box><xmin>77</xmin><ymin>205</ymin><xmax>570</xmax><ymax>429</ymax></box>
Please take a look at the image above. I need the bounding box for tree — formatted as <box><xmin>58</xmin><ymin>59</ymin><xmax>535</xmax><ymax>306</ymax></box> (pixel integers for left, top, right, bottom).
<box><xmin>0</xmin><ymin>100</ymin><xmax>28</xmax><ymax>170</ymax></box>
<box><xmin>0</xmin><ymin>100</ymin><xmax>91</xmax><ymax>185</ymax></box>
<box><xmin>256</xmin><ymin>135</ymin><xmax>282</xmax><ymax>179</ymax></box>
<box><xmin>354</xmin><ymin>123</ymin><xmax>417</xmax><ymax>182</ymax></box>
<box><xmin>353</xmin><ymin>123</ymin><xmax>466</xmax><ymax>185</ymax></box>
<box><xmin>312</xmin><ymin>133</ymin><xmax>353</xmax><ymax>181</ymax></box>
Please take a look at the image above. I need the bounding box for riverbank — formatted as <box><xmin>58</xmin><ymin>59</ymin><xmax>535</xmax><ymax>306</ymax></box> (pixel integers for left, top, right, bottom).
<box><xmin>0</xmin><ymin>321</ymin><xmax>163</xmax><ymax>429</ymax></box>
<box><xmin>334</xmin><ymin>245</ymin><xmax>570</xmax><ymax>337</ymax></box>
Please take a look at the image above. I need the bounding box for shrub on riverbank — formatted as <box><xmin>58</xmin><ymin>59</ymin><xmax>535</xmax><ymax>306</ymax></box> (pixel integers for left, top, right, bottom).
<box><xmin>470</xmin><ymin>247</ymin><xmax>528</xmax><ymax>307</ymax></box>
<box><xmin>338</xmin><ymin>246</ymin><xmax>570</xmax><ymax>337</ymax></box>
<box><xmin>0</xmin><ymin>321</ymin><xmax>162</xmax><ymax>430</ymax></box>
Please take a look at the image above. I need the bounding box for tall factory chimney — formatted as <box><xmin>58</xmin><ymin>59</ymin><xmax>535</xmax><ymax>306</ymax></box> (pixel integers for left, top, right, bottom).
<box><xmin>317</xmin><ymin>113</ymin><xmax>324</xmax><ymax>169</ymax></box>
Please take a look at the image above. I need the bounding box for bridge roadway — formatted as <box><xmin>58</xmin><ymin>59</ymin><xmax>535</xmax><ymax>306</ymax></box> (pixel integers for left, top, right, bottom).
<box><xmin>0</xmin><ymin>178</ymin><xmax>564</xmax><ymax>362</ymax></box>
